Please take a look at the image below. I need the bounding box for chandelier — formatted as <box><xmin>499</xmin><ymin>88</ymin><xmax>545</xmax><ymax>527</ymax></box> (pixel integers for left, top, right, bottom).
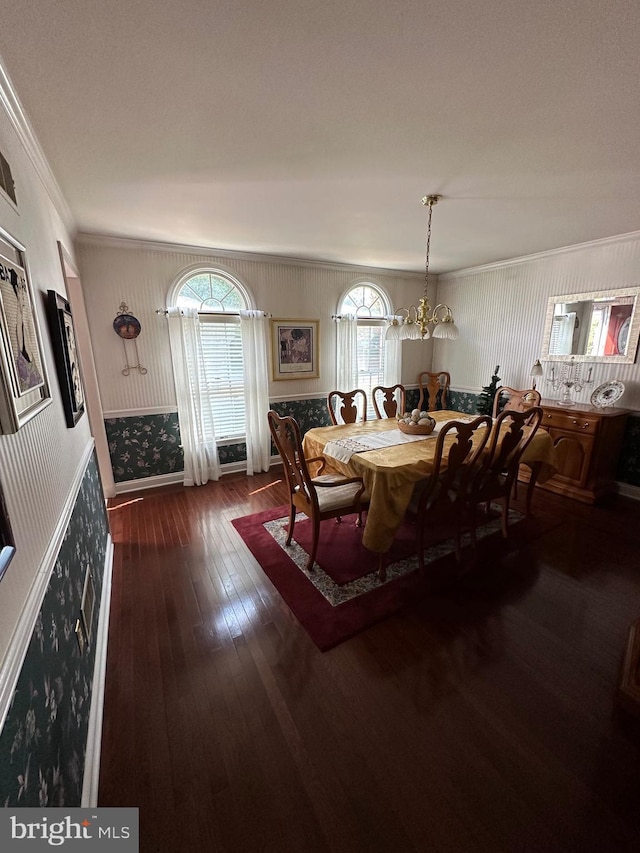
<box><xmin>385</xmin><ymin>195</ymin><xmax>459</xmax><ymax>341</ymax></box>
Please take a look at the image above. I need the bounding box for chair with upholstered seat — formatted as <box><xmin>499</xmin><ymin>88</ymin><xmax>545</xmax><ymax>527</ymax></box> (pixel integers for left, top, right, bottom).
<box><xmin>417</xmin><ymin>371</ymin><xmax>451</xmax><ymax>412</ymax></box>
<box><xmin>492</xmin><ymin>386</ymin><xmax>541</xmax><ymax>418</ymax></box>
<box><xmin>327</xmin><ymin>389</ymin><xmax>367</xmax><ymax>425</ymax></box>
<box><xmin>372</xmin><ymin>384</ymin><xmax>406</xmax><ymax>419</ymax></box>
<box><xmin>408</xmin><ymin>416</ymin><xmax>493</xmax><ymax>575</ymax></box>
<box><xmin>268</xmin><ymin>410</ymin><xmax>369</xmax><ymax>571</ymax></box>
<box><xmin>467</xmin><ymin>406</ymin><xmax>543</xmax><ymax>541</ymax></box>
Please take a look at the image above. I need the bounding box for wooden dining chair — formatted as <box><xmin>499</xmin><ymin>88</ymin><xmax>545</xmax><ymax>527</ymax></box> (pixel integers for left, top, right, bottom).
<box><xmin>327</xmin><ymin>389</ymin><xmax>367</xmax><ymax>425</ymax></box>
<box><xmin>267</xmin><ymin>410</ymin><xmax>369</xmax><ymax>571</ymax></box>
<box><xmin>417</xmin><ymin>371</ymin><xmax>451</xmax><ymax>411</ymax></box>
<box><xmin>408</xmin><ymin>416</ymin><xmax>493</xmax><ymax>575</ymax></box>
<box><xmin>372</xmin><ymin>384</ymin><xmax>406</xmax><ymax>419</ymax></box>
<box><xmin>467</xmin><ymin>406</ymin><xmax>543</xmax><ymax>541</ymax></box>
<box><xmin>491</xmin><ymin>386</ymin><xmax>541</xmax><ymax>418</ymax></box>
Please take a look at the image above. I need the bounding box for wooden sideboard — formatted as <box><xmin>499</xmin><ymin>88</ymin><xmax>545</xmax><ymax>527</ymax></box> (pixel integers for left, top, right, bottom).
<box><xmin>520</xmin><ymin>399</ymin><xmax>629</xmax><ymax>504</ymax></box>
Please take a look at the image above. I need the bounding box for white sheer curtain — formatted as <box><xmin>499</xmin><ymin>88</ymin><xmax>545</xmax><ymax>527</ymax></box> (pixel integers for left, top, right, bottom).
<box><xmin>383</xmin><ymin>338</ymin><xmax>402</xmax><ymax>387</ymax></box>
<box><xmin>240</xmin><ymin>310</ymin><xmax>271</xmax><ymax>475</ymax></box>
<box><xmin>167</xmin><ymin>307</ymin><xmax>220</xmax><ymax>486</ymax></box>
<box><xmin>335</xmin><ymin>314</ymin><xmax>358</xmax><ymax>389</ymax></box>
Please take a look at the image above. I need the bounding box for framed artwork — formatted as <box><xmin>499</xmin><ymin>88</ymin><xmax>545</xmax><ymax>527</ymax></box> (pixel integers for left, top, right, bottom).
<box><xmin>0</xmin><ymin>225</ymin><xmax>50</xmax><ymax>433</ymax></box>
<box><xmin>271</xmin><ymin>319</ymin><xmax>319</xmax><ymax>381</ymax></box>
<box><xmin>47</xmin><ymin>289</ymin><xmax>85</xmax><ymax>427</ymax></box>
<box><xmin>0</xmin><ymin>477</ymin><xmax>15</xmax><ymax>582</ymax></box>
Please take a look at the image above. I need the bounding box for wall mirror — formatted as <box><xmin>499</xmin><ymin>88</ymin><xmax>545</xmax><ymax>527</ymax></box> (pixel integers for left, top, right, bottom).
<box><xmin>541</xmin><ymin>286</ymin><xmax>640</xmax><ymax>364</ymax></box>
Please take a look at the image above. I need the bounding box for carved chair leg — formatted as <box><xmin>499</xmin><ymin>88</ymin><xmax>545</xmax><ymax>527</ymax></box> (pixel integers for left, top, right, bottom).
<box><xmin>501</xmin><ymin>496</ymin><xmax>510</xmax><ymax>538</ymax></box>
<box><xmin>378</xmin><ymin>553</ymin><xmax>387</xmax><ymax>582</ymax></box>
<box><xmin>525</xmin><ymin>461</ymin><xmax>541</xmax><ymax>515</ymax></box>
<box><xmin>306</xmin><ymin>516</ymin><xmax>321</xmax><ymax>571</ymax></box>
<box><xmin>285</xmin><ymin>503</ymin><xmax>296</xmax><ymax>546</ymax></box>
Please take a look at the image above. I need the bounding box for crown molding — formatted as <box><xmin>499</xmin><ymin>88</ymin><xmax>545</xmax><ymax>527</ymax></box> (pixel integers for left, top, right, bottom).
<box><xmin>0</xmin><ymin>54</ymin><xmax>75</xmax><ymax>233</ymax></box>
<box><xmin>75</xmin><ymin>232</ymin><xmax>425</xmax><ymax>280</ymax></box>
<box><xmin>440</xmin><ymin>230</ymin><xmax>640</xmax><ymax>280</ymax></box>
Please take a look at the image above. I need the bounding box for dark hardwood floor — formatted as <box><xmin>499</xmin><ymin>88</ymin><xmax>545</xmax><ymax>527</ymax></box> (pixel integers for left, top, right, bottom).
<box><xmin>98</xmin><ymin>471</ymin><xmax>640</xmax><ymax>853</ymax></box>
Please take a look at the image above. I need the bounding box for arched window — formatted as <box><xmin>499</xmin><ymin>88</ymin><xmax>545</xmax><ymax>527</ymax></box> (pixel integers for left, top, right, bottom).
<box><xmin>337</xmin><ymin>282</ymin><xmax>397</xmax><ymax>402</ymax></box>
<box><xmin>170</xmin><ymin>269</ymin><xmax>250</xmax><ymax>440</ymax></box>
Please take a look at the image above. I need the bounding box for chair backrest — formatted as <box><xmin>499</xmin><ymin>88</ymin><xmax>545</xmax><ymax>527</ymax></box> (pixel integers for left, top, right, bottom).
<box><xmin>417</xmin><ymin>371</ymin><xmax>451</xmax><ymax>411</ymax></box>
<box><xmin>476</xmin><ymin>406</ymin><xmax>543</xmax><ymax>495</ymax></box>
<box><xmin>327</xmin><ymin>389</ymin><xmax>367</xmax><ymax>425</ymax></box>
<box><xmin>492</xmin><ymin>386</ymin><xmax>541</xmax><ymax>418</ymax></box>
<box><xmin>372</xmin><ymin>384</ymin><xmax>406</xmax><ymax>419</ymax></box>
<box><xmin>414</xmin><ymin>416</ymin><xmax>493</xmax><ymax>517</ymax></box>
<box><xmin>267</xmin><ymin>410</ymin><xmax>315</xmax><ymax>507</ymax></box>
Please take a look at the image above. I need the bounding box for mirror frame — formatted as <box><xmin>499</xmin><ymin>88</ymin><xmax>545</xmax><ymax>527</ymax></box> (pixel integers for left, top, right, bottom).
<box><xmin>541</xmin><ymin>286</ymin><xmax>640</xmax><ymax>364</ymax></box>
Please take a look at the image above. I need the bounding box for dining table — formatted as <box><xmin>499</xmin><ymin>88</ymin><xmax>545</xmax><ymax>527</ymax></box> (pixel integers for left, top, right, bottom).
<box><xmin>302</xmin><ymin>410</ymin><xmax>558</xmax><ymax>556</ymax></box>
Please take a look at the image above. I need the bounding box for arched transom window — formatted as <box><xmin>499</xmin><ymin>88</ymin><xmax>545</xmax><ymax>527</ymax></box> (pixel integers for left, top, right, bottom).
<box><xmin>340</xmin><ymin>283</ymin><xmax>387</xmax><ymax>318</ymax></box>
<box><xmin>175</xmin><ymin>271</ymin><xmax>247</xmax><ymax>312</ymax></box>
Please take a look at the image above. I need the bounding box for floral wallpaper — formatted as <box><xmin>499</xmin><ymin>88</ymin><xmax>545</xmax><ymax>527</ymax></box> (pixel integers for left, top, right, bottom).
<box><xmin>104</xmin><ymin>397</ymin><xmax>640</xmax><ymax>487</ymax></box>
<box><xmin>0</xmin><ymin>452</ymin><xmax>109</xmax><ymax>807</ymax></box>
<box><xmin>105</xmin><ymin>413</ymin><xmax>183</xmax><ymax>483</ymax></box>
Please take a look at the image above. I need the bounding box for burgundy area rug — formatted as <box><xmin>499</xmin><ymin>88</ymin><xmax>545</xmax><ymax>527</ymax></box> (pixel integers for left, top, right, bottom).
<box><xmin>232</xmin><ymin>504</ymin><xmax>532</xmax><ymax>651</ymax></box>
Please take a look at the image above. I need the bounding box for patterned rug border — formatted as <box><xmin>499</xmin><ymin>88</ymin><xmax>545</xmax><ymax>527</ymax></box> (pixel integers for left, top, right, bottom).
<box><xmin>263</xmin><ymin>506</ymin><xmax>521</xmax><ymax>607</ymax></box>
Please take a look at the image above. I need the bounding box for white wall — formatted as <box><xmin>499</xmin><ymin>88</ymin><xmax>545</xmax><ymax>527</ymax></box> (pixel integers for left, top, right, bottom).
<box><xmin>0</xmin><ymin>85</ymin><xmax>93</xmax><ymax>665</ymax></box>
<box><xmin>436</xmin><ymin>233</ymin><xmax>640</xmax><ymax>411</ymax></box>
<box><xmin>75</xmin><ymin>236</ymin><xmax>429</xmax><ymax>415</ymax></box>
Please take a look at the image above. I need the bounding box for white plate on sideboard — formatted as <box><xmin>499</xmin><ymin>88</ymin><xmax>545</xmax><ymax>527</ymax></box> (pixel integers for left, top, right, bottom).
<box><xmin>590</xmin><ymin>380</ymin><xmax>625</xmax><ymax>408</ymax></box>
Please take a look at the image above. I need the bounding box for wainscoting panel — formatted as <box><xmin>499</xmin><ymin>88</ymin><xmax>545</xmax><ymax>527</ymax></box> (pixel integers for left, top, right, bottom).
<box><xmin>102</xmin><ymin>398</ymin><xmax>640</xmax><ymax>492</ymax></box>
<box><xmin>0</xmin><ymin>452</ymin><xmax>110</xmax><ymax>807</ymax></box>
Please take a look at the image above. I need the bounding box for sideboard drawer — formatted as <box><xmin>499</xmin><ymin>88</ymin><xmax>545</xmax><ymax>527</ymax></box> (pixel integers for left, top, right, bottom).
<box><xmin>542</xmin><ymin>410</ymin><xmax>599</xmax><ymax>435</ymax></box>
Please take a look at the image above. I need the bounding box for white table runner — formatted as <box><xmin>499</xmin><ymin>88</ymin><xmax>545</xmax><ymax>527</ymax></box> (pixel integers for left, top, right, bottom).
<box><xmin>322</xmin><ymin>417</ymin><xmax>483</xmax><ymax>463</ymax></box>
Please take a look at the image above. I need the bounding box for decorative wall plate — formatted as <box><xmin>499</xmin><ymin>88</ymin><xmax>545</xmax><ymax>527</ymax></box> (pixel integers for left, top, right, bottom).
<box><xmin>113</xmin><ymin>313</ymin><xmax>141</xmax><ymax>339</ymax></box>
<box><xmin>590</xmin><ymin>380</ymin><xmax>625</xmax><ymax>408</ymax></box>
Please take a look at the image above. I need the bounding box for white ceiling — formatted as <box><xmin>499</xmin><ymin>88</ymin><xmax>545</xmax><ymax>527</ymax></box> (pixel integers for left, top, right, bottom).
<box><xmin>0</xmin><ymin>0</ymin><xmax>639</xmax><ymax>273</ymax></box>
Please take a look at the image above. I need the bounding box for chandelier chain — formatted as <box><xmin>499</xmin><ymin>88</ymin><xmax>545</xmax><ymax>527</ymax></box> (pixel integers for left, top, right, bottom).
<box><xmin>384</xmin><ymin>193</ymin><xmax>457</xmax><ymax>341</ymax></box>
<box><xmin>424</xmin><ymin>202</ymin><xmax>433</xmax><ymax>299</ymax></box>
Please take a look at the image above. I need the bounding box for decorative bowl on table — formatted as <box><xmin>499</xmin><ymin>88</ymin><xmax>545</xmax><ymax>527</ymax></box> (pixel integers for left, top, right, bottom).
<box><xmin>397</xmin><ymin>410</ymin><xmax>436</xmax><ymax>435</ymax></box>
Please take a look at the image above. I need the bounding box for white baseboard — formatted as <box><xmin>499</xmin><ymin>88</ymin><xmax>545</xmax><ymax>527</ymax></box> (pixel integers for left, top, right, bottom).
<box><xmin>114</xmin><ymin>457</ymin><xmax>282</xmax><ymax>494</ymax></box>
<box><xmin>114</xmin><ymin>471</ymin><xmax>184</xmax><ymax>494</ymax></box>
<box><xmin>81</xmin><ymin>534</ymin><xmax>114</xmax><ymax>807</ymax></box>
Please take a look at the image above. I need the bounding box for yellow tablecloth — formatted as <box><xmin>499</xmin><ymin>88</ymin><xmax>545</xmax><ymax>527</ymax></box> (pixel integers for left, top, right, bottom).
<box><xmin>302</xmin><ymin>410</ymin><xmax>557</xmax><ymax>554</ymax></box>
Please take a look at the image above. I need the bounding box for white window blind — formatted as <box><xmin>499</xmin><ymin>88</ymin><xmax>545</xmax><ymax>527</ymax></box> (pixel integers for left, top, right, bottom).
<box><xmin>549</xmin><ymin>313</ymin><xmax>576</xmax><ymax>355</ymax></box>
<box><xmin>197</xmin><ymin>315</ymin><xmax>246</xmax><ymax>440</ymax></box>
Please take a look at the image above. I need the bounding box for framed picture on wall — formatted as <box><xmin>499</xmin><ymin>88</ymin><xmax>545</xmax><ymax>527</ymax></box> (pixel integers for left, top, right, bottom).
<box><xmin>47</xmin><ymin>289</ymin><xmax>85</xmax><ymax>427</ymax></box>
<box><xmin>0</xmin><ymin>476</ymin><xmax>15</xmax><ymax>582</ymax></box>
<box><xmin>0</xmin><ymin>225</ymin><xmax>51</xmax><ymax>433</ymax></box>
<box><xmin>271</xmin><ymin>319</ymin><xmax>319</xmax><ymax>381</ymax></box>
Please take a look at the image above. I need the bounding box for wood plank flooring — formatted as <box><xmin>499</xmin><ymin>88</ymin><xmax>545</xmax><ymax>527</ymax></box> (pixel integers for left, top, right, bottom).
<box><xmin>99</xmin><ymin>472</ymin><xmax>640</xmax><ymax>853</ymax></box>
